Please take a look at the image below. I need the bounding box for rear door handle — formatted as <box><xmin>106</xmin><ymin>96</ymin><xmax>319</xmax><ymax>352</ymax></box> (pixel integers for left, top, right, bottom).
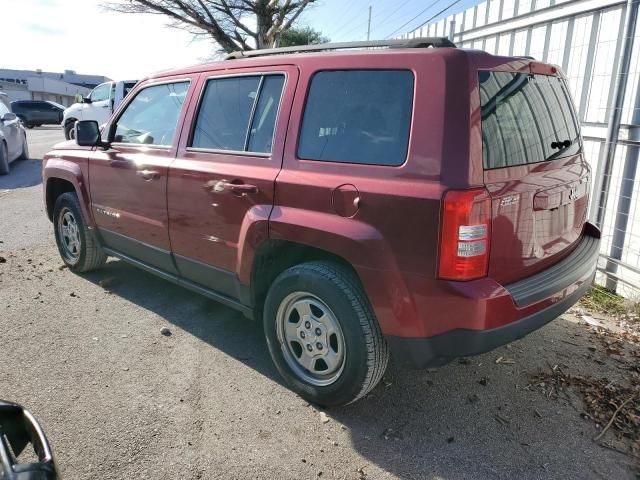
<box><xmin>226</xmin><ymin>183</ymin><xmax>258</xmax><ymax>194</ymax></box>
<box><xmin>211</xmin><ymin>180</ymin><xmax>258</xmax><ymax>195</ymax></box>
<box><xmin>136</xmin><ymin>169</ymin><xmax>160</xmax><ymax>181</ymax></box>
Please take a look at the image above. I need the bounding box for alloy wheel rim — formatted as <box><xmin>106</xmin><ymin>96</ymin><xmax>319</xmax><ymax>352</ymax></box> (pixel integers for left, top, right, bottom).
<box><xmin>58</xmin><ymin>208</ymin><xmax>81</xmax><ymax>262</ymax></box>
<box><xmin>276</xmin><ymin>292</ymin><xmax>346</xmax><ymax>386</ymax></box>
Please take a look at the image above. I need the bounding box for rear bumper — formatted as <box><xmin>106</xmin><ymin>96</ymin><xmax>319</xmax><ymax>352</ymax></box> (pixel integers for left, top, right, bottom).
<box><xmin>386</xmin><ymin>224</ymin><xmax>600</xmax><ymax>368</ymax></box>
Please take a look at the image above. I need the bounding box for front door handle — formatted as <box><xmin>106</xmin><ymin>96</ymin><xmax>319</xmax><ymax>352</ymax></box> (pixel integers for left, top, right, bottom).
<box><xmin>136</xmin><ymin>169</ymin><xmax>160</xmax><ymax>181</ymax></box>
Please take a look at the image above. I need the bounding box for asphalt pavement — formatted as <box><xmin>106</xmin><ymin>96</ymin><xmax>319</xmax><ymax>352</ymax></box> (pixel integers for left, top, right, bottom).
<box><xmin>0</xmin><ymin>127</ymin><xmax>636</xmax><ymax>479</ymax></box>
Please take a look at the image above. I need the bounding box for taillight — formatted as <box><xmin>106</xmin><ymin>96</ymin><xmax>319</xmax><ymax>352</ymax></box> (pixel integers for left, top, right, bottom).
<box><xmin>439</xmin><ymin>188</ymin><xmax>491</xmax><ymax>281</ymax></box>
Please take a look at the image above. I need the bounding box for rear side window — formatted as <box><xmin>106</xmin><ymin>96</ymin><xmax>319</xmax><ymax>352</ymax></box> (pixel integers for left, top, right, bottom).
<box><xmin>191</xmin><ymin>74</ymin><xmax>285</xmax><ymax>154</ymax></box>
<box><xmin>479</xmin><ymin>71</ymin><xmax>580</xmax><ymax>169</ymax></box>
<box><xmin>298</xmin><ymin>70</ymin><xmax>414</xmax><ymax>166</ymax></box>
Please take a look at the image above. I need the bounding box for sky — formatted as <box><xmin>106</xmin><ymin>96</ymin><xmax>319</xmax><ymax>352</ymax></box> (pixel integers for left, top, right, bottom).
<box><xmin>3</xmin><ymin>0</ymin><xmax>481</xmax><ymax>80</ymax></box>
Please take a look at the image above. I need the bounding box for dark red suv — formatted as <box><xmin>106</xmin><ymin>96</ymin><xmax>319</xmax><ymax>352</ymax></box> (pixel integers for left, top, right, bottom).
<box><xmin>43</xmin><ymin>38</ymin><xmax>600</xmax><ymax>406</ymax></box>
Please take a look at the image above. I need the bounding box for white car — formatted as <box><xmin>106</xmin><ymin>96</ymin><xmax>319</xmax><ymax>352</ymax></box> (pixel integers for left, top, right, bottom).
<box><xmin>0</xmin><ymin>93</ymin><xmax>28</xmax><ymax>175</ymax></box>
<box><xmin>62</xmin><ymin>80</ymin><xmax>137</xmax><ymax>139</ymax></box>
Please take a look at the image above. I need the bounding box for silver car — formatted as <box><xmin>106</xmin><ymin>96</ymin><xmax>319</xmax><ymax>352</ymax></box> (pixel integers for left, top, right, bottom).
<box><xmin>0</xmin><ymin>92</ymin><xmax>29</xmax><ymax>175</ymax></box>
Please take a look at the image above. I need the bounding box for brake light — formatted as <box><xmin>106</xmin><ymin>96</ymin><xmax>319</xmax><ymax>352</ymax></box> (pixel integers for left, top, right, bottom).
<box><xmin>439</xmin><ymin>188</ymin><xmax>491</xmax><ymax>280</ymax></box>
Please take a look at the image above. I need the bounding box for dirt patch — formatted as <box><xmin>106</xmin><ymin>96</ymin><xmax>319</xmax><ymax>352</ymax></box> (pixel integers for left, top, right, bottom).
<box><xmin>531</xmin><ymin>303</ymin><xmax>640</xmax><ymax>473</ymax></box>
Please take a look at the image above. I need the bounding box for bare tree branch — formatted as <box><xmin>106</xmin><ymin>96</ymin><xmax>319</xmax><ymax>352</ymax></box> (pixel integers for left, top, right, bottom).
<box><xmin>103</xmin><ymin>0</ymin><xmax>316</xmax><ymax>52</ymax></box>
<box><xmin>280</xmin><ymin>0</ymin><xmax>313</xmax><ymax>31</ymax></box>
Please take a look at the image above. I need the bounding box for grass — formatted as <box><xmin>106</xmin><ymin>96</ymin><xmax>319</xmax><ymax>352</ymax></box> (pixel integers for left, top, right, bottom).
<box><xmin>580</xmin><ymin>285</ymin><xmax>633</xmax><ymax>317</ymax></box>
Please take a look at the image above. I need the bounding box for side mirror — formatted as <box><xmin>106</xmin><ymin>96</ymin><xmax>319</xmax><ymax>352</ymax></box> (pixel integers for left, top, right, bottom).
<box><xmin>82</xmin><ymin>96</ymin><xmax>92</xmax><ymax>104</ymax></box>
<box><xmin>76</xmin><ymin>120</ymin><xmax>109</xmax><ymax>149</ymax></box>
<box><xmin>1</xmin><ymin>112</ymin><xmax>17</xmax><ymax>123</ymax></box>
<box><xmin>0</xmin><ymin>400</ymin><xmax>59</xmax><ymax>479</ymax></box>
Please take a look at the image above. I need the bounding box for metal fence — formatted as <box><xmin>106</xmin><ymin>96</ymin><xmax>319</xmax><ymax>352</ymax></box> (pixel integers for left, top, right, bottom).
<box><xmin>402</xmin><ymin>0</ymin><xmax>640</xmax><ymax>297</ymax></box>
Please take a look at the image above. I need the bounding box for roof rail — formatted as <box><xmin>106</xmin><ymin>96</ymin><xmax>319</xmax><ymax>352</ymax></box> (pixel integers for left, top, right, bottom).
<box><xmin>225</xmin><ymin>37</ymin><xmax>456</xmax><ymax>60</ymax></box>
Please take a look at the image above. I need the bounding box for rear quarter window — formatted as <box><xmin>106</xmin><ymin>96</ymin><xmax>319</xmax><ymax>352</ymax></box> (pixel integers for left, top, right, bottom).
<box><xmin>298</xmin><ymin>70</ymin><xmax>414</xmax><ymax>166</ymax></box>
<box><xmin>479</xmin><ymin>71</ymin><xmax>581</xmax><ymax>169</ymax></box>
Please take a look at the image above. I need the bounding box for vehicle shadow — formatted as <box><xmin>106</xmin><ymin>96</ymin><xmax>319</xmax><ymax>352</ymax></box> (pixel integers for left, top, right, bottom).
<box><xmin>82</xmin><ymin>259</ymin><xmax>634</xmax><ymax>480</ymax></box>
<box><xmin>82</xmin><ymin>258</ymin><xmax>283</xmax><ymax>384</ymax></box>
<box><xmin>0</xmin><ymin>159</ymin><xmax>42</xmax><ymax>189</ymax></box>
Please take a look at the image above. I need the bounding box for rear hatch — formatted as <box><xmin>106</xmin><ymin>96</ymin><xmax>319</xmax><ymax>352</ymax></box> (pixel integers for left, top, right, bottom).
<box><xmin>479</xmin><ymin>69</ymin><xmax>590</xmax><ymax>285</ymax></box>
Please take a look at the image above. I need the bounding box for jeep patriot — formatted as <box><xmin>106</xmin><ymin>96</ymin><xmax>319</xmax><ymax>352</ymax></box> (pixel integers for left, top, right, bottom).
<box><xmin>42</xmin><ymin>38</ymin><xmax>600</xmax><ymax>406</ymax></box>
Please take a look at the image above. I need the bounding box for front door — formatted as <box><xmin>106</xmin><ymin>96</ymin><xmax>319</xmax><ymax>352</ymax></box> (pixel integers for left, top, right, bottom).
<box><xmin>89</xmin><ymin>79</ymin><xmax>192</xmax><ymax>273</ymax></box>
<box><xmin>0</xmin><ymin>101</ymin><xmax>20</xmax><ymax>159</ymax></box>
<box><xmin>84</xmin><ymin>82</ymin><xmax>113</xmax><ymax>125</ymax></box>
<box><xmin>168</xmin><ymin>67</ymin><xmax>297</xmax><ymax>299</ymax></box>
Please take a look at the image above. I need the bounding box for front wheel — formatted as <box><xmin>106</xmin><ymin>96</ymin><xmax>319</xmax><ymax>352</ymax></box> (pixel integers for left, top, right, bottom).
<box><xmin>53</xmin><ymin>192</ymin><xmax>107</xmax><ymax>272</ymax></box>
<box><xmin>264</xmin><ymin>261</ymin><xmax>389</xmax><ymax>406</ymax></box>
<box><xmin>64</xmin><ymin>121</ymin><xmax>75</xmax><ymax>140</ymax></box>
<box><xmin>0</xmin><ymin>142</ymin><xmax>9</xmax><ymax>175</ymax></box>
<box><xmin>17</xmin><ymin>134</ymin><xmax>29</xmax><ymax>160</ymax></box>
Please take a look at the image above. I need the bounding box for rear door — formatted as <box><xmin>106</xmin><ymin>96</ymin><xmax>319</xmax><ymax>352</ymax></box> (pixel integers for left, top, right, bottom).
<box><xmin>479</xmin><ymin>70</ymin><xmax>589</xmax><ymax>284</ymax></box>
<box><xmin>167</xmin><ymin>66</ymin><xmax>296</xmax><ymax>297</ymax></box>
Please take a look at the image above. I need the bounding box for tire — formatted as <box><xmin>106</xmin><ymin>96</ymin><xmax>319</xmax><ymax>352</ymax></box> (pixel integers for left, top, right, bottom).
<box><xmin>264</xmin><ymin>261</ymin><xmax>389</xmax><ymax>406</ymax></box>
<box><xmin>53</xmin><ymin>192</ymin><xmax>107</xmax><ymax>272</ymax></box>
<box><xmin>25</xmin><ymin>124</ymin><xmax>34</xmax><ymax>129</ymax></box>
<box><xmin>0</xmin><ymin>142</ymin><xmax>9</xmax><ymax>175</ymax></box>
<box><xmin>17</xmin><ymin>134</ymin><xmax>29</xmax><ymax>160</ymax></box>
<box><xmin>64</xmin><ymin>121</ymin><xmax>75</xmax><ymax>140</ymax></box>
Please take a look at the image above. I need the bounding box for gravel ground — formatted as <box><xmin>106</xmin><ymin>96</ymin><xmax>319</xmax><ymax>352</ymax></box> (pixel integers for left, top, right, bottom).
<box><xmin>0</xmin><ymin>128</ymin><xmax>637</xmax><ymax>479</ymax></box>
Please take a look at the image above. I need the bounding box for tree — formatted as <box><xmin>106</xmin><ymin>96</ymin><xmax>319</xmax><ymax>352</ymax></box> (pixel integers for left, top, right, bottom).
<box><xmin>103</xmin><ymin>0</ymin><xmax>317</xmax><ymax>53</ymax></box>
<box><xmin>279</xmin><ymin>26</ymin><xmax>328</xmax><ymax>47</ymax></box>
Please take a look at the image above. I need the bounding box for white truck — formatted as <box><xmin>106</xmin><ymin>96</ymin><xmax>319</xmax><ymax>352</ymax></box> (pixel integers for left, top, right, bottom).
<box><xmin>62</xmin><ymin>80</ymin><xmax>137</xmax><ymax>139</ymax></box>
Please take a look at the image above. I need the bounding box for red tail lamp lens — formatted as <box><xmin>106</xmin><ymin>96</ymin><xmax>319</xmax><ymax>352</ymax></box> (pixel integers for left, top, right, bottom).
<box><xmin>439</xmin><ymin>188</ymin><xmax>491</xmax><ymax>280</ymax></box>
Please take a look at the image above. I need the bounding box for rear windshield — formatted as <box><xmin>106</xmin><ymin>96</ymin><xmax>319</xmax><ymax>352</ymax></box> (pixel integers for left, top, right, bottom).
<box><xmin>479</xmin><ymin>71</ymin><xmax>580</xmax><ymax>169</ymax></box>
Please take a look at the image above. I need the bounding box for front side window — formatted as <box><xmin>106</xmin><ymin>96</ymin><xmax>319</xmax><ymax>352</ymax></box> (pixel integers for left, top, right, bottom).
<box><xmin>123</xmin><ymin>81</ymin><xmax>137</xmax><ymax>97</ymax></box>
<box><xmin>191</xmin><ymin>74</ymin><xmax>285</xmax><ymax>154</ymax></box>
<box><xmin>298</xmin><ymin>70</ymin><xmax>414</xmax><ymax>166</ymax></box>
<box><xmin>114</xmin><ymin>81</ymin><xmax>189</xmax><ymax>146</ymax></box>
<box><xmin>90</xmin><ymin>83</ymin><xmax>112</xmax><ymax>103</ymax></box>
<box><xmin>479</xmin><ymin>71</ymin><xmax>581</xmax><ymax>169</ymax></box>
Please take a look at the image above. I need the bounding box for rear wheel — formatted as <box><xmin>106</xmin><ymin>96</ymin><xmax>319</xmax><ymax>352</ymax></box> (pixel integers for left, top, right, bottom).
<box><xmin>0</xmin><ymin>143</ymin><xmax>8</xmax><ymax>175</ymax></box>
<box><xmin>264</xmin><ymin>261</ymin><xmax>389</xmax><ymax>406</ymax></box>
<box><xmin>53</xmin><ymin>192</ymin><xmax>107</xmax><ymax>272</ymax></box>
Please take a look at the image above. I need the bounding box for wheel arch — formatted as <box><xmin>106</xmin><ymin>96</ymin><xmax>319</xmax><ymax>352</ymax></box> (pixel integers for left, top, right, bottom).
<box><xmin>247</xmin><ymin>208</ymin><xmax>418</xmax><ymax>335</ymax></box>
<box><xmin>46</xmin><ymin>178</ymin><xmax>76</xmax><ymax>221</ymax></box>
<box><xmin>44</xmin><ymin>159</ymin><xmax>94</xmax><ymax>225</ymax></box>
<box><xmin>249</xmin><ymin>239</ymin><xmax>360</xmax><ymax>315</ymax></box>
